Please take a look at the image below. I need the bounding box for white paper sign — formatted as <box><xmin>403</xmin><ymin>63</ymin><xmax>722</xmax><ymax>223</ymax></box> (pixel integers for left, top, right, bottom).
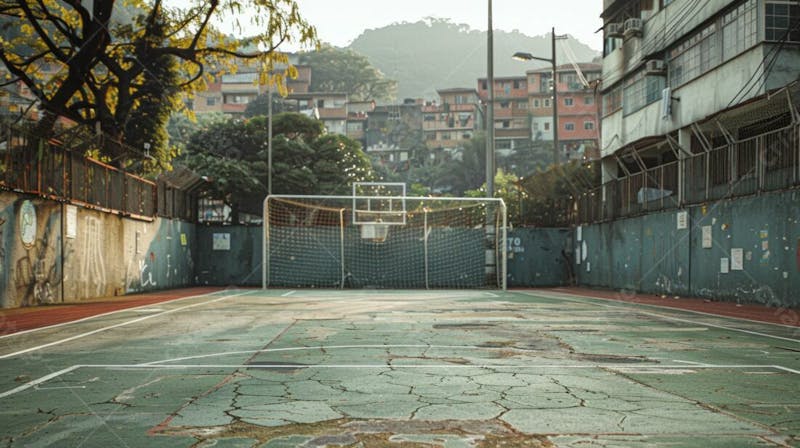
<box><xmin>731</xmin><ymin>248</ymin><xmax>744</xmax><ymax>270</ymax></box>
<box><xmin>701</xmin><ymin>225</ymin><xmax>712</xmax><ymax>248</ymax></box>
<box><xmin>576</xmin><ymin>226</ymin><xmax>582</xmax><ymax>242</ymax></box>
<box><xmin>720</xmin><ymin>258</ymin><xmax>729</xmax><ymax>274</ymax></box>
<box><xmin>213</xmin><ymin>233</ymin><xmax>231</xmax><ymax>251</ymax></box>
<box><xmin>677</xmin><ymin>211</ymin><xmax>688</xmax><ymax>230</ymax></box>
<box><xmin>66</xmin><ymin>205</ymin><xmax>77</xmax><ymax>239</ymax></box>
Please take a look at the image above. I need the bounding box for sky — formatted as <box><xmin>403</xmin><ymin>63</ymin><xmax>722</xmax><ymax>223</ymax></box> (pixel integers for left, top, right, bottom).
<box><xmin>290</xmin><ymin>0</ymin><xmax>605</xmax><ymax>51</ymax></box>
<box><xmin>171</xmin><ymin>1</ymin><xmax>605</xmax><ymax>52</ymax></box>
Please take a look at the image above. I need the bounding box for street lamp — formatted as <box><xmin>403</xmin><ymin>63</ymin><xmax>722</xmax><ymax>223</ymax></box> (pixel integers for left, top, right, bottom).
<box><xmin>513</xmin><ymin>27</ymin><xmax>561</xmax><ymax>166</ymax></box>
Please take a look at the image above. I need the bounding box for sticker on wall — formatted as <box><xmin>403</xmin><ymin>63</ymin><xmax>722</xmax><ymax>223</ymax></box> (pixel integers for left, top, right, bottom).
<box><xmin>720</xmin><ymin>258</ymin><xmax>729</xmax><ymax>274</ymax></box>
<box><xmin>180</xmin><ymin>233</ymin><xmax>188</xmax><ymax>246</ymax></box>
<box><xmin>576</xmin><ymin>226</ymin><xmax>582</xmax><ymax>242</ymax></box>
<box><xmin>581</xmin><ymin>241</ymin><xmax>588</xmax><ymax>261</ymax></box>
<box><xmin>731</xmin><ymin>248</ymin><xmax>743</xmax><ymax>271</ymax></box>
<box><xmin>213</xmin><ymin>233</ymin><xmax>231</xmax><ymax>251</ymax></box>
<box><xmin>676</xmin><ymin>211</ymin><xmax>688</xmax><ymax>230</ymax></box>
<box><xmin>575</xmin><ymin>246</ymin><xmax>581</xmax><ymax>265</ymax></box>
<box><xmin>701</xmin><ymin>226</ymin><xmax>712</xmax><ymax>249</ymax></box>
<box><xmin>19</xmin><ymin>200</ymin><xmax>36</xmax><ymax>248</ymax></box>
<box><xmin>65</xmin><ymin>205</ymin><xmax>77</xmax><ymax>239</ymax></box>
<box><xmin>586</xmin><ymin>261</ymin><xmax>591</xmax><ymax>273</ymax></box>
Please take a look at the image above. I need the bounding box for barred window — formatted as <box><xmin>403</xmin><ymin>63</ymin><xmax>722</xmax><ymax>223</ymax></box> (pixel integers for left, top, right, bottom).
<box><xmin>722</xmin><ymin>0</ymin><xmax>758</xmax><ymax>60</ymax></box>
<box><xmin>603</xmin><ymin>85</ymin><xmax>622</xmax><ymax>116</ymax></box>
<box><xmin>669</xmin><ymin>23</ymin><xmax>718</xmax><ymax>88</ymax></box>
<box><xmin>624</xmin><ymin>71</ymin><xmax>665</xmax><ymax>115</ymax></box>
<box><xmin>766</xmin><ymin>1</ymin><xmax>800</xmax><ymax>42</ymax></box>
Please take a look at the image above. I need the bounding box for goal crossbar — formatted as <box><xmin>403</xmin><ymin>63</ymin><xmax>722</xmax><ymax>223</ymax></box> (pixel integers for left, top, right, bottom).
<box><xmin>262</xmin><ymin>194</ymin><xmax>507</xmax><ymax>290</ymax></box>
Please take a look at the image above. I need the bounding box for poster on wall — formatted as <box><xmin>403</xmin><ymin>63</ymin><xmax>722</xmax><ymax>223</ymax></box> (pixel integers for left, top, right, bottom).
<box><xmin>19</xmin><ymin>200</ymin><xmax>36</xmax><ymax>247</ymax></box>
<box><xmin>720</xmin><ymin>257</ymin><xmax>729</xmax><ymax>274</ymax></box>
<box><xmin>576</xmin><ymin>226</ymin><xmax>582</xmax><ymax>242</ymax></box>
<box><xmin>66</xmin><ymin>205</ymin><xmax>77</xmax><ymax>239</ymax></box>
<box><xmin>676</xmin><ymin>211</ymin><xmax>688</xmax><ymax>230</ymax></box>
<box><xmin>731</xmin><ymin>248</ymin><xmax>744</xmax><ymax>270</ymax></box>
<box><xmin>213</xmin><ymin>233</ymin><xmax>231</xmax><ymax>251</ymax></box>
<box><xmin>701</xmin><ymin>226</ymin><xmax>712</xmax><ymax>248</ymax></box>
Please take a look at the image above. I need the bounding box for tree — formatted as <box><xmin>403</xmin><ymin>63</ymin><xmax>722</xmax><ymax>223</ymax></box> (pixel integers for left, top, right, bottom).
<box><xmin>299</xmin><ymin>45</ymin><xmax>396</xmax><ymax>102</ymax></box>
<box><xmin>243</xmin><ymin>93</ymin><xmax>287</xmax><ymax>118</ymax></box>
<box><xmin>0</xmin><ymin>0</ymin><xmax>317</xmax><ymax>169</ymax></box>
<box><xmin>180</xmin><ymin>113</ymin><xmax>374</xmax><ymax>221</ymax></box>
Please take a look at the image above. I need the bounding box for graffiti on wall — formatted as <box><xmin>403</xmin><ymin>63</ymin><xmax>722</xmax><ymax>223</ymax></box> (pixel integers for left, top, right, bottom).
<box><xmin>79</xmin><ymin>216</ymin><xmax>107</xmax><ymax>297</ymax></box>
<box><xmin>12</xmin><ymin>201</ymin><xmax>62</xmax><ymax>307</ymax></box>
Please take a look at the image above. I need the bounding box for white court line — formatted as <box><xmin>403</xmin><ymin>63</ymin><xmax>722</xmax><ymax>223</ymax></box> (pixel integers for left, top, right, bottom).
<box><xmin>521</xmin><ymin>291</ymin><xmax>800</xmax><ymax>345</ymax></box>
<box><xmin>0</xmin><ymin>365</ymin><xmax>80</xmax><ymax>399</ymax></box>
<box><xmin>0</xmin><ymin>290</ymin><xmax>233</xmax><ymax>340</ymax></box>
<box><xmin>540</xmin><ymin>289</ymin><xmax>800</xmax><ymax>330</ymax></box>
<box><xmin>0</xmin><ymin>291</ymin><xmax>253</xmax><ymax>361</ymax></box>
<box><xmin>3</xmin><ymin>362</ymin><xmax>799</xmax><ymax>400</ymax></box>
<box><xmin>142</xmin><ymin>344</ymin><xmax>494</xmax><ymax>365</ymax></box>
<box><xmin>281</xmin><ymin>290</ymin><xmax>296</xmax><ymax>297</ymax></box>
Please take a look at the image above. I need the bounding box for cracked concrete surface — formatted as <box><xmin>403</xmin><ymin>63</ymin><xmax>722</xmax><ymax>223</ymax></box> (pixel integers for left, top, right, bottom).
<box><xmin>0</xmin><ymin>289</ymin><xmax>799</xmax><ymax>447</ymax></box>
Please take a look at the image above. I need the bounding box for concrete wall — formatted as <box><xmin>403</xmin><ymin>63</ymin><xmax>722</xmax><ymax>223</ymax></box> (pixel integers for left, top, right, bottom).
<box><xmin>507</xmin><ymin>228</ymin><xmax>573</xmax><ymax>287</ymax></box>
<box><xmin>0</xmin><ymin>192</ymin><xmax>195</xmax><ymax>308</ymax></box>
<box><xmin>195</xmin><ymin>225</ymin><xmax>262</xmax><ymax>287</ymax></box>
<box><xmin>576</xmin><ymin>189</ymin><xmax>800</xmax><ymax>307</ymax></box>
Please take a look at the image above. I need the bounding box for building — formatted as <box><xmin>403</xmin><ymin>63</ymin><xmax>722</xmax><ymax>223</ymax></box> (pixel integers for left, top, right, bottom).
<box><xmin>526</xmin><ymin>63</ymin><xmax>602</xmax><ymax>161</ymax></box>
<box><xmin>598</xmin><ymin>0</ymin><xmax>800</xmax><ymax>211</ymax></box>
<box><xmin>422</xmin><ymin>88</ymin><xmax>484</xmax><ymax>154</ymax></box>
<box><xmin>477</xmin><ymin>76</ymin><xmax>530</xmax><ymax>156</ymax></box>
<box><xmin>365</xmin><ymin>99</ymin><xmax>425</xmax><ymax>167</ymax></box>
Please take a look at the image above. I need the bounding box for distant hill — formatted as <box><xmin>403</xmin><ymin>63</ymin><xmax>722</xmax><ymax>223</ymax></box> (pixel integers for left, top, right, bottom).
<box><xmin>348</xmin><ymin>18</ymin><xmax>601</xmax><ymax>101</ymax></box>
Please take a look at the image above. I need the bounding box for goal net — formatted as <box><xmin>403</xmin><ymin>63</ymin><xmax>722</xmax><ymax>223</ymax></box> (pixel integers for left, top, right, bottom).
<box><xmin>262</xmin><ymin>193</ymin><xmax>507</xmax><ymax>290</ymax></box>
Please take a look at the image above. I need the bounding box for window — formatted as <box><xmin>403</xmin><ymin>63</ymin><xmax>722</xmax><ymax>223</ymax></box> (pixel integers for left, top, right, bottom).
<box><xmin>544</xmin><ymin>99</ymin><xmax>551</xmax><ymax>107</ymax></box>
<box><xmin>206</xmin><ymin>97</ymin><xmax>216</xmax><ymax>106</ymax></box>
<box><xmin>455</xmin><ymin>95</ymin><xmax>466</xmax><ymax>104</ymax></box>
<box><xmin>603</xmin><ymin>85</ymin><xmax>622</xmax><ymax>116</ymax></box>
<box><xmin>539</xmin><ymin>74</ymin><xmax>552</xmax><ymax>93</ymax></box>
<box><xmin>766</xmin><ymin>1</ymin><xmax>800</xmax><ymax>42</ymax></box>
<box><xmin>513</xmin><ymin>80</ymin><xmax>520</xmax><ymax>89</ymax></box>
<box><xmin>423</xmin><ymin>114</ymin><xmax>435</xmax><ymax>122</ymax></box>
<box><xmin>564</xmin><ymin>98</ymin><xmax>574</xmax><ymax>106</ymax></box>
<box><xmin>481</xmin><ymin>80</ymin><xmax>488</xmax><ymax>90</ymax></box>
<box><xmin>624</xmin><ymin>70</ymin><xmax>666</xmax><ymax>115</ymax></box>
<box><xmin>440</xmin><ymin>132</ymin><xmax>451</xmax><ymax>140</ymax></box>
<box><xmin>565</xmin><ymin>122</ymin><xmax>575</xmax><ymax>131</ymax></box>
<box><xmin>533</xmin><ymin>122</ymin><xmax>539</xmax><ymax>131</ymax></box>
<box><xmin>518</xmin><ymin>100</ymin><xmax>528</xmax><ymax>109</ymax></box>
<box><xmin>497</xmin><ymin>140</ymin><xmax>512</xmax><ymax>150</ymax></box>
<box><xmin>500</xmin><ymin>101</ymin><xmax>510</xmax><ymax>108</ymax></box>
<box><xmin>584</xmin><ymin>96</ymin><xmax>594</xmax><ymax>105</ymax></box>
<box><xmin>560</xmin><ymin>73</ymin><xmax>577</xmax><ymax>84</ymax></box>
<box><xmin>533</xmin><ymin>99</ymin><xmax>540</xmax><ymax>108</ymax></box>
<box><xmin>462</xmin><ymin>133</ymin><xmax>472</xmax><ymax>139</ymax></box>
<box><xmin>669</xmin><ymin>23</ymin><xmax>719</xmax><ymax>88</ymax></box>
<box><xmin>584</xmin><ymin>121</ymin><xmax>595</xmax><ymax>130</ymax></box>
<box><xmin>723</xmin><ymin>0</ymin><xmax>758</xmax><ymax>60</ymax></box>
<box><xmin>544</xmin><ymin>123</ymin><xmax>550</xmax><ymax>131</ymax></box>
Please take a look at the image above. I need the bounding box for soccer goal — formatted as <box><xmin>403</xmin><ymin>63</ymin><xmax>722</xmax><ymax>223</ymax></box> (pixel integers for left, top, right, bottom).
<box><xmin>262</xmin><ymin>187</ymin><xmax>507</xmax><ymax>290</ymax></box>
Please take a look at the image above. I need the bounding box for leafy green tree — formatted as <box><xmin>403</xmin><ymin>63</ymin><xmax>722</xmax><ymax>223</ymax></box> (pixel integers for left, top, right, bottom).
<box><xmin>244</xmin><ymin>94</ymin><xmax>287</xmax><ymax>118</ymax></box>
<box><xmin>299</xmin><ymin>45</ymin><xmax>397</xmax><ymax>102</ymax></box>
<box><xmin>0</xmin><ymin>0</ymin><xmax>317</xmax><ymax>169</ymax></box>
<box><xmin>180</xmin><ymin>113</ymin><xmax>374</xmax><ymax>221</ymax></box>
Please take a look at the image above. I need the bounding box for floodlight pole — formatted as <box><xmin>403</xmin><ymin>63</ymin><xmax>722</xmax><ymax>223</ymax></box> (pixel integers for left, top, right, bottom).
<box><xmin>267</xmin><ymin>77</ymin><xmax>273</xmax><ymax>195</ymax></box>
<box><xmin>486</xmin><ymin>0</ymin><xmax>495</xmax><ymax>198</ymax></box>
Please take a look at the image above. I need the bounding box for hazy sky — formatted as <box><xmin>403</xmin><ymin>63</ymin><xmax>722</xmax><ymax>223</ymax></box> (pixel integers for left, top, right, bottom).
<box><xmin>291</xmin><ymin>1</ymin><xmax>604</xmax><ymax>51</ymax></box>
<box><xmin>170</xmin><ymin>1</ymin><xmax>605</xmax><ymax>52</ymax></box>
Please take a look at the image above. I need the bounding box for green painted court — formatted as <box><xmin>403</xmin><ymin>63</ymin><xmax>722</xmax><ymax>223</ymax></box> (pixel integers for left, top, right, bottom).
<box><xmin>1</xmin><ymin>288</ymin><xmax>799</xmax><ymax>447</ymax></box>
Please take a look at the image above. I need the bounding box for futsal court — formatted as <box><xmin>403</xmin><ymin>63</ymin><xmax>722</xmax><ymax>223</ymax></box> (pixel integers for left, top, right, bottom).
<box><xmin>1</xmin><ymin>287</ymin><xmax>799</xmax><ymax>447</ymax></box>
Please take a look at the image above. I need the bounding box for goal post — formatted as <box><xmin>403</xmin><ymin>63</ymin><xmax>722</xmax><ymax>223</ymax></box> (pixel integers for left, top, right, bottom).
<box><xmin>263</xmin><ymin>194</ymin><xmax>507</xmax><ymax>290</ymax></box>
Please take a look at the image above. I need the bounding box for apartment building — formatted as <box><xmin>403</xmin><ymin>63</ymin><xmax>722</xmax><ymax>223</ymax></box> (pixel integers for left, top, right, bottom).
<box><xmin>526</xmin><ymin>63</ymin><xmax>602</xmax><ymax>161</ymax></box>
<box><xmin>422</xmin><ymin>88</ymin><xmax>484</xmax><ymax>153</ymax></box>
<box><xmin>365</xmin><ymin>99</ymin><xmax>425</xmax><ymax>166</ymax></box>
<box><xmin>600</xmin><ymin>0</ymin><xmax>800</xmax><ymax>190</ymax></box>
<box><xmin>477</xmin><ymin>76</ymin><xmax>530</xmax><ymax>155</ymax></box>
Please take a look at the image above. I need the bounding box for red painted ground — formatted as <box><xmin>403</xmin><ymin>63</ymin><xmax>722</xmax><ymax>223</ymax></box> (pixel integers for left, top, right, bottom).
<box><xmin>0</xmin><ymin>287</ymin><xmax>224</xmax><ymax>335</ymax></box>
<box><xmin>540</xmin><ymin>287</ymin><xmax>800</xmax><ymax>327</ymax></box>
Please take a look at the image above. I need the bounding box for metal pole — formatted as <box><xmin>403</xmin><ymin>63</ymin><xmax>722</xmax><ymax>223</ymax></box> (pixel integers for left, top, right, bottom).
<box><xmin>339</xmin><ymin>209</ymin><xmax>345</xmax><ymax>289</ymax></box>
<box><xmin>424</xmin><ymin>209</ymin><xmax>429</xmax><ymax>290</ymax></box>
<box><xmin>268</xmin><ymin>79</ymin><xmax>273</xmax><ymax>195</ymax></box>
<box><xmin>486</xmin><ymin>0</ymin><xmax>495</xmax><ymax>197</ymax></box>
<box><xmin>262</xmin><ymin>196</ymin><xmax>269</xmax><ymax>288</ymax></box>
<box><xmin>552</xmin><ymin>27</ymin><xmax>559</xmax><ymax>166</ymax></box>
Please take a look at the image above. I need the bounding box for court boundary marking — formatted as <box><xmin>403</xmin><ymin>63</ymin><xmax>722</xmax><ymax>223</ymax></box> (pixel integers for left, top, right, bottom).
<box><xmin>521</xmin><ymin>291</ymin><xmax>800</xmax><ymax>344</ymax></box>
<box><xmin>0</xmin><ymin>289</ymin><xmax>238</xmax><ymax>340</ymax></box>
<box><xmin>2</xmin><ymin>360</ymin><xmax>798</xmax><ymax>400</ymax></box>
<box><xmin>0</xmin><ymin>290</ymin><xmax>254</xmax><ymax>360</ymax></box>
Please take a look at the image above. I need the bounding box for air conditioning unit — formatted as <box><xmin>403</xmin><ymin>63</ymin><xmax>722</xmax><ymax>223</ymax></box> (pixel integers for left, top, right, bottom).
<box><xmin>606</xmin><ymin>23</ymin><xmax>623</xmax><ymax>38</ymax></box>
<box><xmin>624</xmin><ymin>18</ymin><xmax>643</xmax><ymax>38</ymax></box>
<box><xmin>645</xmin><ymin>59</ymin><xmax>666</xmax><ymax>76</ymax></box>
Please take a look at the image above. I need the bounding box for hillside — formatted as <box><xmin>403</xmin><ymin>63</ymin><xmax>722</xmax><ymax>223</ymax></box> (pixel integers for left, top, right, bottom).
<box><xmin>348</xmin><ymin>18</ymin><xmax>600</xmax><ymax>101</ymax></box>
